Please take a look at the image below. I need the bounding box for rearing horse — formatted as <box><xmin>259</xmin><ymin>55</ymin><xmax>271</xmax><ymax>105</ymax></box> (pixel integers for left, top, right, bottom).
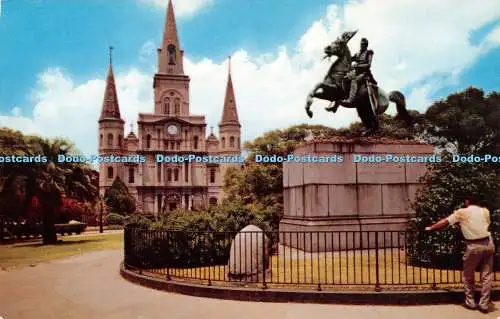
<box><xmin>304</xmin><ymin>31</ymin><xmax>412</xmax><ymax>135</ymax></box>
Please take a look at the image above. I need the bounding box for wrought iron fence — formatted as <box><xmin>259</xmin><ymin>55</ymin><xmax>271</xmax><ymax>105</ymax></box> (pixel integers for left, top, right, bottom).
<box><xmin>123</xmin><ymin>226</ymin><xmax>500</xmax><ymax>290</ymax></box>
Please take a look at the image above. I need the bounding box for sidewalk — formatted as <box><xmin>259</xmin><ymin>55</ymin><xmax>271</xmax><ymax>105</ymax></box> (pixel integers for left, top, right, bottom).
<box><xmin>0</xmin><ymin>249</ymin><xmax>498</xmax><ymax>319</ymax></box>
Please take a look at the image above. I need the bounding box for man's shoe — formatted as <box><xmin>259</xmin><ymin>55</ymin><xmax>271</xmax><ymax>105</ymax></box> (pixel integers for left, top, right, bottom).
<box><xmin>478</xmin><ymin>307</ymin><xmax>488</xmax><ymax>313</ymax></box>
<box><xmin>462</xmin><ymin>303</ymin><xmax>477</xmax><ymax>310</ymax></box>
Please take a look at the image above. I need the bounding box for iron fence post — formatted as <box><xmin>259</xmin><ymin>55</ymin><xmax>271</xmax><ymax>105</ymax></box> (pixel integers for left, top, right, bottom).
<box><xmin>262</xmin><ymin>231</ymin><xmax>267</xmax><ymax>289</ymax></box>
<box><xmin>375</xmin><ymin>232</ymin><xmax>381</xmax><ymax>292</ymax></box>
<box><xmin>166</xmin><ymin>231</ymin><xmax>171</xmax><ymax>281</ymax></box>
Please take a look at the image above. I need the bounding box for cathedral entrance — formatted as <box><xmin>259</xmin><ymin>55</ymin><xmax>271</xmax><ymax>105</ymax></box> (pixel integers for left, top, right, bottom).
<box><xmin>163</xmin><ymin>193</ymin><xmax>180</xmax><ymax>212</ymax></box>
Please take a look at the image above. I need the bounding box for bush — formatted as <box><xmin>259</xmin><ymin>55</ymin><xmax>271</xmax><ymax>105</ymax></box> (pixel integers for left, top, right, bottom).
<box><xmin>406</xmin><ymin>153</ymin><xmax>500</xmax><ymax>269</ymax></box>
<box><xmin>106</xmin><ymin>213</ymin><xmax>125</xmax><ymax>225</ymax></box>
<box><xmin>124</xmin><ymin>214</ymin><xmax>152</xmax><ymax>229</ymax></box>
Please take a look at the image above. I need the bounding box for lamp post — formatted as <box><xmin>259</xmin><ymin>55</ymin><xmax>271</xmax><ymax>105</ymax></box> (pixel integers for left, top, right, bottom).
<box><xmin>99</xmin><ymin>195</ymin><xmax>104</xmax><ymax>233</ymax></box>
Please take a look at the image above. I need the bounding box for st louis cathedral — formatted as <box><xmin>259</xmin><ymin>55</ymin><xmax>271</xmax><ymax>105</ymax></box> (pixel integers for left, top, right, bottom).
<box><xmin>97</xmin><ymin>0</ymin><xmax>242</xmax><ymax>215</ymax></box>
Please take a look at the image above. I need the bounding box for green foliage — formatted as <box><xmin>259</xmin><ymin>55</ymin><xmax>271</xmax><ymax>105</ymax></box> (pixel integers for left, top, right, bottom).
<box><xmin>421</xmin><ymin>88</ymin><xmax>500</xmax><ymax>153</ymax></box>
<box><xmin>124</xmin><ymin>214</ymin><xmax>152</xmax><ymax>229</ymax></box>
<box><xmin>407</xmin><ymin>152</ymin><xmax>500</xmax><ymax>269</ymax></box>
<box><xmin>106</xmin><ymin>213</ymin><xmax>125</xmax><ymax>225</ymax></box>
<box><xmin>0</xmin><ymin>128</ymin><xmax>99</xmax><ymax>244</ymax></box>
<box><xmin>104</xmin><ymin>177</ymin><xmax>136</xmax><ymax>215</ymax></box>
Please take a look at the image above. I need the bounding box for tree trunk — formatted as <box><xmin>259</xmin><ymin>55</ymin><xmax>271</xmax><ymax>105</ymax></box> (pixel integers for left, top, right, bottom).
<box><xmin>41</xmin><ymin>194</ymin><xmax>59</xmax><ymax>245</ymax></box>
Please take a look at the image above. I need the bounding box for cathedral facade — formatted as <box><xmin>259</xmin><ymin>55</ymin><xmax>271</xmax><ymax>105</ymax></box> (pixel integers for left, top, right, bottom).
<box><xmin>97</xmin><ymin>0</ymin><xmax>242</xmax><ymax>215</ymax></box>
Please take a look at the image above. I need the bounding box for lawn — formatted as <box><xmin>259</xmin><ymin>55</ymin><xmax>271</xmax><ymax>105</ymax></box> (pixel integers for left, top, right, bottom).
<box><xmin>142</xmin><ymin>248</ymin><xmax>500</xmax><ymax>290</ymax></box>
<box><xmin>0</xmin><ymin>232</ymin><xmax>124</xmax><ymax>270</ymax></box>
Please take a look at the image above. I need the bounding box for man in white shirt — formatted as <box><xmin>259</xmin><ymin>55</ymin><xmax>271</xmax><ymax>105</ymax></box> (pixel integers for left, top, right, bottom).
<box><xmin>425</xmin><ymin>196</ymin><xmax>495</xmax><ymax>313</ymax></box>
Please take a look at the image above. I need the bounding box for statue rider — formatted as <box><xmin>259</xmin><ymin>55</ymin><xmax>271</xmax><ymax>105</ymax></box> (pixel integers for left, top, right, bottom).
<box><xmin>341</xmin><ymin>37</ymin><xmax>377</xmax><ymax>106</ymax></box>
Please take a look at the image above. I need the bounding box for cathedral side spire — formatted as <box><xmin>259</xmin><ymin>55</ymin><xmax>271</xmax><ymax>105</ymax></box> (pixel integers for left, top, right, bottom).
<box><xmin>219</xmin><ymin>56</ymin><xmax>240</xmax><ymax>126</ymax></box>
<box><xmin>99</xmin><ymin>46</ymin><xmax>123</xmax><ymax>122</ymax></box>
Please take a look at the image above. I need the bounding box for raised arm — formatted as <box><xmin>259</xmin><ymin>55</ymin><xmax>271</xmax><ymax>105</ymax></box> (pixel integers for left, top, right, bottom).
<box><xmin>425</xmin><ymin>217</ymin><xmax>450</xmax><ymax>231</ymax></box>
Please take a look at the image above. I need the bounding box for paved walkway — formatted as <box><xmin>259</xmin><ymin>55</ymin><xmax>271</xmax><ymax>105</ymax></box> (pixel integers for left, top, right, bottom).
<box><xmin>0</xmin><ymin>250</ymin><xmax>499</xmax><ymax>319</ymax></box>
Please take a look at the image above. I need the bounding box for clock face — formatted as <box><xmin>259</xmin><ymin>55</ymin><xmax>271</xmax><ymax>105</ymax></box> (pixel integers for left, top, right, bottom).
<box><xmin>167</xmin><ymin>124</ymin><xmax>178</xmax><ymax>135</ymax></box>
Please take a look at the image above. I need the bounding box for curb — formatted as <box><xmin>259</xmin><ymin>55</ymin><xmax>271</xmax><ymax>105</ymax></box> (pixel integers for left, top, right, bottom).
<box><xmin>120</xmin><ymin>263</ymin><xmax>500</xmax><ymax>305</ymax></box>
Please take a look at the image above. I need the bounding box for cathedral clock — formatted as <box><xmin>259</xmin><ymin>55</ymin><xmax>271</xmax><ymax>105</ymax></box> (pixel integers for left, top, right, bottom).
<box><xmin>166</xmin><ymin>124</ymin><xmax>178</xmax><ymax>136</ymax></box>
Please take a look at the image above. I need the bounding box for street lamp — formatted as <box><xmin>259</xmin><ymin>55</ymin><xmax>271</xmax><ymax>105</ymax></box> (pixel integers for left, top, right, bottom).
<box><xmin>99</xmin><ymin>195</ymin><xmax>104</xmax><ymax>233</ymax></box>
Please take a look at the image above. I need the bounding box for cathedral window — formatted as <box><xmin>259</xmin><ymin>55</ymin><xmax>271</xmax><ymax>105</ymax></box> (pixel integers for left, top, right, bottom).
<box><xmin>210</xmin><ymin>168</ymin><xmax>216</xmax><ymax>183</ymax></box>
<box><xmin>167</xmin><ymin>168</ymin><xmax>172</xmax><ymax>181</ymax></box>
<box><xmin>174</xmin><ymin>168</ymin><xmax>179</xmax><ymax>181</ymax></box>
<box><xmin>221</xmin><ymin>137</ymin><xmax>225</xmax><ymax>148</ymax></box>
<box><xmin>193</xmin><ymin>136</ymin><xmax>199</xmax><ymax>149</ymax></box>
<box><xmin>128</xmin><ymin>167</ymin><xmax>134</xmax><ymax>183</ymax></box>
<box><xmin>230</xmin><ymin>136</ymin><xmax>235</xmax><ymax>148</ymax></box>
<box><xmin>167</xmin><ymin>44</ymin><xmax>176</xmax><ymax>65</ymax></box>
<box><xmin>107</xmin><ymin>167</ymin><xmax>113</xmax><ymax>179</ymax></box>
<box><xmin>118</xmin><ymin>135</ymin><xmax>123</xmax><ymax>147</ymax></box>
<box><xmin>107</xmin><ymin>133</ymin><xmax>113</xmax><ymax>147</ymax></box>
<box><xmin>164</xmin><ymin>98</ymin><xmax>170</xmax><ymax>114</ymax></box>
<box><xmin>146</xmin><ymin>134</ymin><xmax>151</xmax><ymax>148</ymax></box>
<box><xmin>209</xmin><ymin>197</ymin><xmax>218</xmax><ymax>206</ymax></box>
<box><xmin>174</xmin><ymin>98</ymin><xmax>180</xmax><ymax>114</ymax></box>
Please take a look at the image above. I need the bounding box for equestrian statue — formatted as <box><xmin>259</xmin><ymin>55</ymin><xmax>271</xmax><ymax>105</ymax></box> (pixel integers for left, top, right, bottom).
<box><xmin>304</xmin><ymin>30</ymin><xmax>413</xmax><ymax>135</ymax></box>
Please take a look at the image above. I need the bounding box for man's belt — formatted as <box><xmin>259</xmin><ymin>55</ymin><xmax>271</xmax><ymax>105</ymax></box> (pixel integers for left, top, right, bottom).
<box><xmin>465</xmin><ymin>236</ymin><xmax>490</xmax><ymax>243</ymax></box>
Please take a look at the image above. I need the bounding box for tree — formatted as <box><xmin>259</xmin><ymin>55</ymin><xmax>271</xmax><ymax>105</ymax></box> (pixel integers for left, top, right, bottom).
<box><xmin>104</xmin><ymin>176</ymin><xmax>136</xmax><ymax>215</ymax></box>
<box><xmin>0</xmin><ymin>129</ymin><xmax>98</xmax><ymax>244</ymax></box>
<box><xmin>421</xmin><ymin>87</ymin><xmax>500</xmax><ymax>153</ymax></box>
<box><xmin>406</xmin><ymin>87</ymin><xmax>500</xmax><ymax>267</ymax></box>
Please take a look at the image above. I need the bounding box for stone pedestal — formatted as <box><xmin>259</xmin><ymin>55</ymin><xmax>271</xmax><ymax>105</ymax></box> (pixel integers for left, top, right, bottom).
<box><xmin>279</xmin><ymin>138</ymin><xmax>434</xmax><ymax>251</ymax></box>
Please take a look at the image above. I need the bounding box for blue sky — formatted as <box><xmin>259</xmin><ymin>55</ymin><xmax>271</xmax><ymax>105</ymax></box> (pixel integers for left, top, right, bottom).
<box><xmin>0</xmin><ymin>0</ymin><xmax>499</xmax><ymax>155</ymax></box>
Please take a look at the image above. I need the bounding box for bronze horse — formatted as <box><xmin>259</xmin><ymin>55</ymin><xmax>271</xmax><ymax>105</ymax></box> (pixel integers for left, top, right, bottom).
<box><xmin>304</xmin><ymin>31</ymin><xmax>413</xmax><ymax>135</ymax></box>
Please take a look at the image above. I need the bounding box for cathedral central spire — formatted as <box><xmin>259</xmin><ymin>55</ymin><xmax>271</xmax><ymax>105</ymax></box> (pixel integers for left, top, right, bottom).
<box><xmin>158</xmin><ymin>0</ymin><xmax>184</xmax><ymax>74</ymax></box>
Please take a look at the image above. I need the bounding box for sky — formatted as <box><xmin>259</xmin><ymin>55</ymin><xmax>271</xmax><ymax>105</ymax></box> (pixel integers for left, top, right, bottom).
<box><xmin>0</xmin><ymin>0</ymin><xmax>499</xmax><ymax>156</ymax></box>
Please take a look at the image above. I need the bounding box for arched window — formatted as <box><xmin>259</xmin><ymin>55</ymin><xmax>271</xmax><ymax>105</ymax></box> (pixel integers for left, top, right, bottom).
<box><xmin>210</xmin><ymin>168</ymin><xmax>216</xmax><ymax>183</ymax></box>
<box><xmin>230</xmin><ymin>136</ymin><xmax>235</xmax><ymax>148</ymax></box>
<box><xmin>174</xmin><ymin>98</ymin><xmax>180</xmax><ymax>114</ymax></box>
<box><xmin>167</xmin><ymin>44</ymin><xmax>176</xmax><ymax>65</ymax></box>
<box><xmin>209</xmin><ymin>197</ymin><xmax>218</xmax><ymax>206</ymax></box>
<box><xmin>157</xmin><ymin>163</ymin><xmax>162</xmax><ymax>182</ymax></box>
<box><xmin>193</xmin><ymin>136</ymin><xmax>199</xmax><ymax>149</ymax></box>
<box><xmin>107</xmin><ymin>167</ymin><xmax>113</xmax><ymax>179</ymax></box>
<box><xmin>176</xmin><ymin>141</ymin><xmax>181</xmax><ymax>150</ymax></box>
<box><xmin>174</xmin><ymin>168</ymin><xmax>179</xmax><ymax>181</ymax></box>
<box><xmin>167</xmin><ymin>168</ymin><xmax>172</xmax><ymax>181</ymax></box>
<box><xmin>146</xmin><ymin>134</ymin><xmax>151</xmax><ymax>148</ymax></box>
<box><xmin>157</xmin><ymin>129</ymin><xmax>161</xmax><ymax>148</ymax></box>
<box><xmin>100</xmin><ymin>134</ymin><xmax>103</xmax><ymax>145</ymax></box>
<box><xmin>118</xmin><ymin>135</ymin><xmax>123</xmax><ymax>147</ymax></box>
<box><xmin>164</xmin><ymin>98</ymin><xmax>170</xmax><ymax>114</ymax></box>
<box><xmin>184</xmin><ymin>162</ymin><xmax>188</xmax><ymax>182</ymax></box>
<box><xmin>107</xmin><ymin>133</ymin><xmax>113</xmax><ymax>147</ymax></box>
<box><xmin>128</xmin><ymin>167</ymin><xmax>134</xmax><ymax>183</ymax></box>
<box><xmin>238</xmin><ymin>137</ymin><xmax>240</xmax><ymax>148</ymax></box>
<box><xmin>221</xmin><ymin>137</ymin><xmax>225</xmax><ymax>148</ymax></box>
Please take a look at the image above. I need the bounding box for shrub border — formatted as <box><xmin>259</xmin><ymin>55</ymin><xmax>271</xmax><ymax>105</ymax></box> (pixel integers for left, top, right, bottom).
<box><xmin>120</xmin><ymin>262</ymin><xmax>500</xmax><ymax>305</ymax></box>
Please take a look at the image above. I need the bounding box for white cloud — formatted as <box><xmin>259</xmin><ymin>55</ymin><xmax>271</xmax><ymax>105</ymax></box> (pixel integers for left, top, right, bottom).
<box><xmin>1</xmin><ymin>0</ymin><xmax>500</xmax><ymax>156</ymax></box>
<box><xmin>138</xmin><ymin>0</ymin><xmax>213</xmax><ymax>17</ymax></box>
<box><xmin>0</xmin><ymin>68</ymin><xmax>152</xmax><ymax>155</ymax></box>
